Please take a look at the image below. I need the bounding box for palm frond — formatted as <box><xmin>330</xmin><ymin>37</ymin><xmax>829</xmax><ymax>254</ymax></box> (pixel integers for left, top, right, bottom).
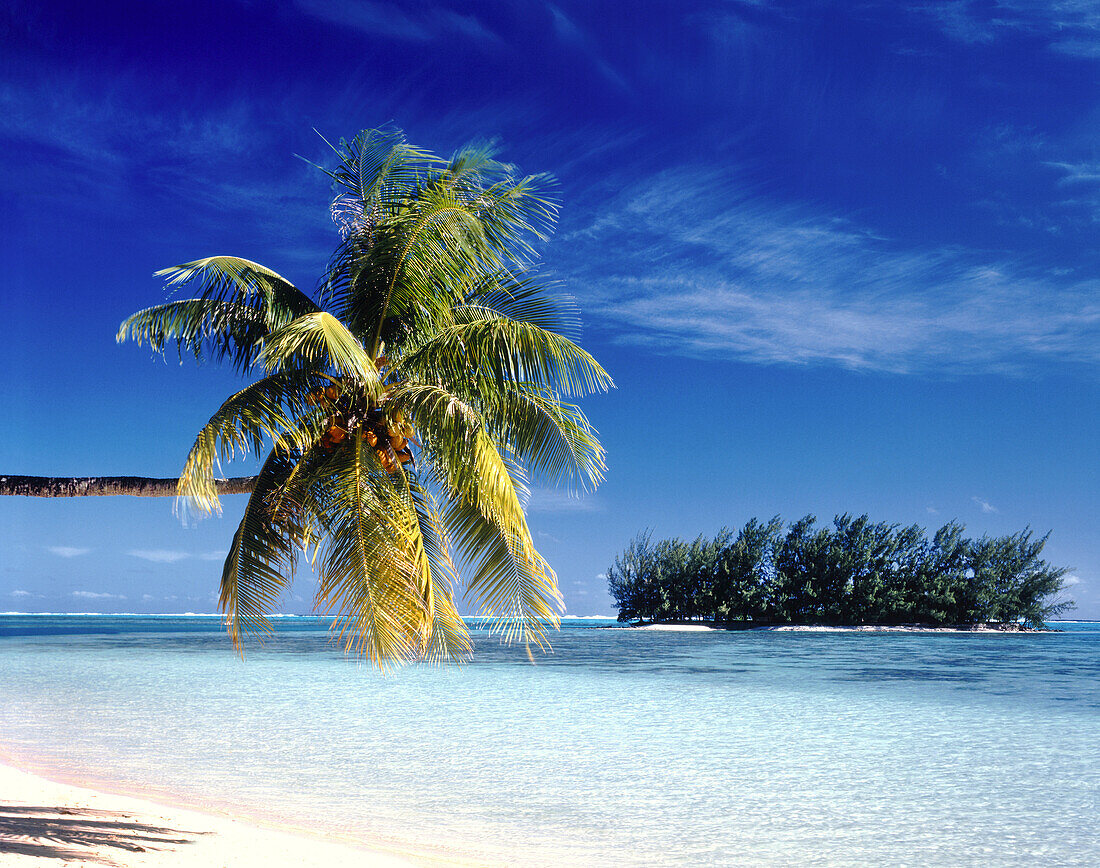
<box><xmin>396</xmin><ymin>317</ymin><xmax>613</xmax><ymax>399</ymax></box>
<box><xmin>119</xmin><ymin>257</ymin><xmax>319</xmax><ymax>372</ymax></box>
<box><xmin>442</xmin><ymin>493</ymin><xmax>562</xmax><ymax>649</ymax></box>
<box><xmin>407</xmin><ymin>477</ymin><xmax>472</xmax><ymax>663</ymax></box>
<box><xmin>456</xmin><ymin>270</ymin><xmax>580</xmax><ymax>337</ymax></box>
<box><xmin>466</xmin><ymin>174</ymin><xmax>558</xmax><ymax>264</ymax></box>
<box><xmin>307</xmin><ymin>433</ymin><xmax>430</xmax><ymax>666</ymax></box>
<box><xmin>220</xmin><ymin>444</ymin><xmax>303</xmax><ymax>652</ymax></box>
<box><xmin>441</xmin><ymin>141</ymin><xmax>513</xmax><ymax>191</ymax></box>
<box><xmin>321</xmin><ymin>127</ymin><xmax>443</xmax><ymax>231</ymax></box>
<box><xmin>401</xmin><ymin>386</ymin><xmax>559</xmax><ymax>645</ymax></box>
<box><xmin>257</xmin><ymin>312</ymin><xmax>382</xmax><ymax>390</ymax></box>
<box><xmin>179</xmin><ymin>371</ymin><xmax>324</xmax><ymax>515</ymax></box>
<box><xmin>393</xmin><ymin>384</ymin><xmax>528</xmax><ymax>545</ymax></box>
<box><xmin>480</xmin><ymin>385</ymin><xmax>606</xmax><ymax>491</ymax></box>
<box><xmin>117</xmin><ymin>299</ymin><xmax>265</xmax><ymax>366</ymax></box>
<box><xmin>156</xmin><ymin>257</ymin><xmax>317</xmax><ymax>320</ymax></box>
<box><xmin>356</xmin><ymin>184</ymin><xmax>503</xmax><ymax>351</ymax></box>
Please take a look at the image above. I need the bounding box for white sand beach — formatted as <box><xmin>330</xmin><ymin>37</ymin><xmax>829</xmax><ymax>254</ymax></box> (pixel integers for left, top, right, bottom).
<box><xmin>631</xmin><ymin>622</ymin><xmax>1036</xmax><ymax>632</ymax></box>
<box><xmin>0</xmin><ymin>761</ymin><xmax>424</xmax><ymax>867</ymax></box>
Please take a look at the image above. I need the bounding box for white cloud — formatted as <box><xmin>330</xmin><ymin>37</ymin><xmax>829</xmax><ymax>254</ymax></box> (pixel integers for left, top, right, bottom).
<box><xmin>293</xmin><ymin>0</ymin><xmax>500</xmax><ymax>44</ymax></box>
<box><xmin>549</xmin><ymin>5</ymin><xmax>631</xmax><ymax>93</ymax></box>
<box><xmin>1062</xmin><ymin>574</ymin><xmax>1083</xmax><ymax>587</ymax></box>
<box><xmin>907</xmin><ymin>1</ymin><xmax>1100</xmax><ymax>52</ymax></box>
<box><xmin>199</xmin><ymin>551</ymin><xmax>228</xmax><ymax>561</ymax></box>
<box><xmin>72</xmin><ymin>591</ymin><xmax>126</xmax><ymax>600</ymax></box>
<box><xmin>10</xmin><ymin>590</ymin><xmax>31</xmax><ymax>598</ymax></box>
<box><xmin>142</xmin><ymin>594</ymin><xmax>155</xmax><ymax>601</ymax></box>
<box><xmin>1045</xmin><ymin>161</ymin><xmax>1100</xmax><ymax>186</ymax></box>
<box><xmin>48</xmin><ymin>546</ymin><xmax>91</xmax><ymax>558</ymax></box>
<box><xmin>128</xmin><ymin>549</ymin><xmax>191</xmax><ymax>564</ymax></box>
<box><xmin>972</xmin><ymin>496</ymin><xmax>999</xmax><ymax>514</ymax></box>
<box><xmin>526</xmin><ymin>488</ymin><xmax>601</xmax><ymax>513</ymax></box>
<box><xmin>568</xmin><ymin>167</ymin><xmax>1100</xmax><ymax>374</ymax></box>
<box><xmin>926</xmin><ymin>506</ymin><xmax>939</xmax><ymax>515</ymax></box>
<box><xmin>0</xmin><ymin>74</ymin><xmax>334</xmax><ymax>267</ymax></box>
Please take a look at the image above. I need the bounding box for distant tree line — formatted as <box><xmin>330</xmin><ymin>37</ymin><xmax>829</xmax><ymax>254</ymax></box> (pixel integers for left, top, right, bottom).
<box><xmin>606</xmin><ymin>515</ymin><xmax>1072</xmax><ymax>628</ymax></box>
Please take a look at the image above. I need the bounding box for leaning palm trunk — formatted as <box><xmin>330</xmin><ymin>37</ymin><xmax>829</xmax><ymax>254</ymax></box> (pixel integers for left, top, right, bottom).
<box><xmin>0</xmin><ymin>476</ymin><xmax>256</xmax><ymax>497</ymax></box>
<box><xmin>101</xmin><ymin>128</ymin><xmax>611</xmax><ymax>666</ymax></box>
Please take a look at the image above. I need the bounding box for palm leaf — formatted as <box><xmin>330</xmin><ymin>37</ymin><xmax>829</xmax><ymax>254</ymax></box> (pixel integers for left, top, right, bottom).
<box><xmin>441</xmin><ymin>493</ymin><xmax>562</xmax><ymax>648</ymax></box>
<box><xmin>156</xmin><ymin>256</ymin><xmax>318</xmax><ymax>324</ymax></box>
<box><xmin>307</xmin><ymin>433</ymin><xmax>430</xmax><ymax>666</ymax></box>
<box><xmin>480</xmin><ymin>385</ymin><xmax>606</xmax><ymax>491</ymax></box>
<box><xmin>179</xmin><ymin>371</ymin><xmax>324</xmax><ymax>515</ymax></box>
<box><xmin>117</xmin><ymin>299</ymin><xmax>266</xmax><ymax>366</ymax></box>
<box><xmin>220</xmin><ymin>444</ymin><xmax>304</xmax><ymax>651</ymax></box>
<box><xmin>257</xmin><ymin>312</ymin><xmax>382</xmax><ymax>390</ymax></box>
<box><xmin>119</xmin><ymin>257</ymin><xmax>319</xmax><ymax>372</ymax></box>
<box><xmin>402</xmin><ymin>387</ymin><xmax>559</xmax><ymax>644</ymax></box>
<box><xmin>396</xmin><ymin>317</ymin><xmax>613</xmax><ymax>399</ymax></box>
<box><xmin>320</xmin><ymin>127</ymin><xmax>443</xmax><ymax>228</ymax></box>
<box><xmin>405</xmin><ymin>476</ymin><xmax>472</xmax><ymax>663</ymax></box>
<box><xmin>456</xmin><ymin>270</ymin><xmax>580</xmax><ymax>337</ymax></box>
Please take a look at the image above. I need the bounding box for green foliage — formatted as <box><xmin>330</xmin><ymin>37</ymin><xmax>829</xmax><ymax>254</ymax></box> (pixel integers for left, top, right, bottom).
<box><xmin>607</xmin><ymin>516</ymin><xmax>1073</xmax><ymax>628</ymax></box>
<box><xmin>119</xmin><ymin>127</ymin><xmax>611</xmax><ymax>665</ymax></box>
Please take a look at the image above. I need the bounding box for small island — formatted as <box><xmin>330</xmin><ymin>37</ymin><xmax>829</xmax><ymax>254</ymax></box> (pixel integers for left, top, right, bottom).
<box><xmin>607</xmin><ymin>514</ymin><xmax>1072</xmax><ymax>630</ymax></box>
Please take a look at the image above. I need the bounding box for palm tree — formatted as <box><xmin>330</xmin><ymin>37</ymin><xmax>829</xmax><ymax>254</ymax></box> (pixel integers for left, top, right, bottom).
<box><xmin>110</xmin><ymin>128</ymin><xmax>611</xmax><ymax>665</ymax></box>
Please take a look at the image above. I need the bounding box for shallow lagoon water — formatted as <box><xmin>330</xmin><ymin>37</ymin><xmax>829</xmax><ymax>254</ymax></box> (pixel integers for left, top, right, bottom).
<box><xmin>1</xmin><ymin>616</ymin><xmax>1097</xmax><ymax>865</ymax></box>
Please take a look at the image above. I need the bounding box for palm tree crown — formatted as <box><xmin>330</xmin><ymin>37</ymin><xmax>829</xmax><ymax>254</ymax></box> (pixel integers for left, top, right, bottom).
<box><xmin>118</xmin><ymin>128</ymin><xmax>612</xmax><ymax>665</ymax></box>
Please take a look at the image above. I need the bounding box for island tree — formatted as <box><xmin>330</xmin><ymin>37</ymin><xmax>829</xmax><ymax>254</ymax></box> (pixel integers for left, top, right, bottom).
<box><xmin>608</xmin><ymin>515</ymin><xmax>1071</xmax><ymax>627</ymax></box>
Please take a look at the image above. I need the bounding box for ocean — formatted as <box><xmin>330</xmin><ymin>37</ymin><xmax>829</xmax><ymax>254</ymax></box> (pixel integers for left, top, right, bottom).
<box><xmin>0</xmin><ymin>615</ymin><xmax>1097</xmax><ymax>866</ymax></box>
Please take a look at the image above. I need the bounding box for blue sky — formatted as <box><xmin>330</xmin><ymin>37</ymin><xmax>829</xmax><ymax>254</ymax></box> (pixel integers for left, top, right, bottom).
<box><xmin>1</xmin><ymin>0</ymin><xmax>1097</xmax><ymax>618</ymax></box>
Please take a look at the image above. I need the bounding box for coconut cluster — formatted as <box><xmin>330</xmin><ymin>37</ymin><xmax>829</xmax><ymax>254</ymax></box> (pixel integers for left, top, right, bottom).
<box><xmin>306</xmin><ymin>357</ymin><xmax>417</xmax><ymax>474</ymax></box>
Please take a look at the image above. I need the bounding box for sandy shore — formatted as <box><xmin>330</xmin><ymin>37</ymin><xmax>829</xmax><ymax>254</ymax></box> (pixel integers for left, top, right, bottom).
<box><xmin>631</xmin><ymin>622</ymin><xmax>1038</xmax><ymax>632</ymax></box>
<box><xmin>0</xmin><ymin>761</ymin><xmax>425</xmax><ymax>867</ymax></box>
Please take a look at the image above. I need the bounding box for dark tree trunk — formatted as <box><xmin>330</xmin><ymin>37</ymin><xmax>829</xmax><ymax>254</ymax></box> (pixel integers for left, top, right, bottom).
<box><xmin>0</xmin><ymin>476</ymin><xmax>257</xmax><ymax>497</ymax></box>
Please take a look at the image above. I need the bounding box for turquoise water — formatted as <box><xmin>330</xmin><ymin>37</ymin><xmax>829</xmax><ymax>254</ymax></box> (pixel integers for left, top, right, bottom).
<box><xmin>0</xmin><ymin>616</ymin><xmax>1097</xmax><ymax>866</ymax></box>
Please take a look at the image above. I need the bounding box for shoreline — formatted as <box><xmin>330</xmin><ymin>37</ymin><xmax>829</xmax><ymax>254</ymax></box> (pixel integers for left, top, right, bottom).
<box><xmin>628</xmin><ymin>621</ymin><xmax>1049</xmax><ymax>632</ymax></box>
<box><xmin>0</xmin><ymin>754</ymin><xmax>459</xmax><ymax>867</ymax></box>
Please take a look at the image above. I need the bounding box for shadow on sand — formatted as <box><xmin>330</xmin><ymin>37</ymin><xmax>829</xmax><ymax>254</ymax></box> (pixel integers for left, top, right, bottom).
<box><xmin>0</xmin><ymin>803</ymin><xmax>205</xmax><ymax>864</ymax></box>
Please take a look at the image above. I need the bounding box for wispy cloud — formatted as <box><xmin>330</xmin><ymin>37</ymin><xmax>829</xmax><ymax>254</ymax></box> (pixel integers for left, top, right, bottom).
<box><xmin>199</xmin><ymin>551</ymin><xmax>228</xmax><ymax>562</ymax></box>
<box><xmin>548</xmin><ymin>5</ymin><xmax>631</xmax><ymax>93</ymax></box>
<box><xmin>526</xmin><ymin>488</ymin><xmax>601</xmax><ymax>513</ymax></box>
<box><xmin>48</xmin><ymin>546</ymin><xmax>91</xmax><ymax>558</ymax></box>
<box><xmin>10</xmin><ymin>590</ymin><xmax>32</xmax><ymax>598</ymax></box>
<box><xmin>0</xmin><ymin>73</ymin><xmax>334</xmax><ymax>265</ymax></box>
<box><xmin>970</xmin><ymin>124</ymin><xmax>1100</xmax><ymax>231</ymax></box>
<box><xmin>1063</xmin><ymin>574</ymin><xmax>1083</xmax><ymax>587</ymax></box>
<box><xmin>128</xmin><ymin>549</ymin><xmax>191</xmax><ymax>564</ymax></box>
<box><xmin>972</xmin><ymin>496</ymin><xmax>999</xmax><ymax>514</ymax></box>
<box><xmin>905</xmin><ymin>0</ymin><xmax>1100</xmax><ymax>54</ymax></box>
<box><xmin>293</xmin><ymin>0</ymin><xmax>500</xmax><ymax>44</ymax></box>
<box><xmin>72</xmin><ymin>591</ymin><xmax>126</xmax><ymax>600</ymax></box>
<box><xmin>1045</xmin><ymin>160</ymin><xmax>1100</xmax><ymax>187</ymax></box>
<box><xmin>566</xmin><ymin>167</ymin><xmax>1100</xmax><ymax>374</ymax></box>
<box><xmin>926</xmin><ymin>506</ymin><xmax>939</xmax><ymax>515</ymax></box>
